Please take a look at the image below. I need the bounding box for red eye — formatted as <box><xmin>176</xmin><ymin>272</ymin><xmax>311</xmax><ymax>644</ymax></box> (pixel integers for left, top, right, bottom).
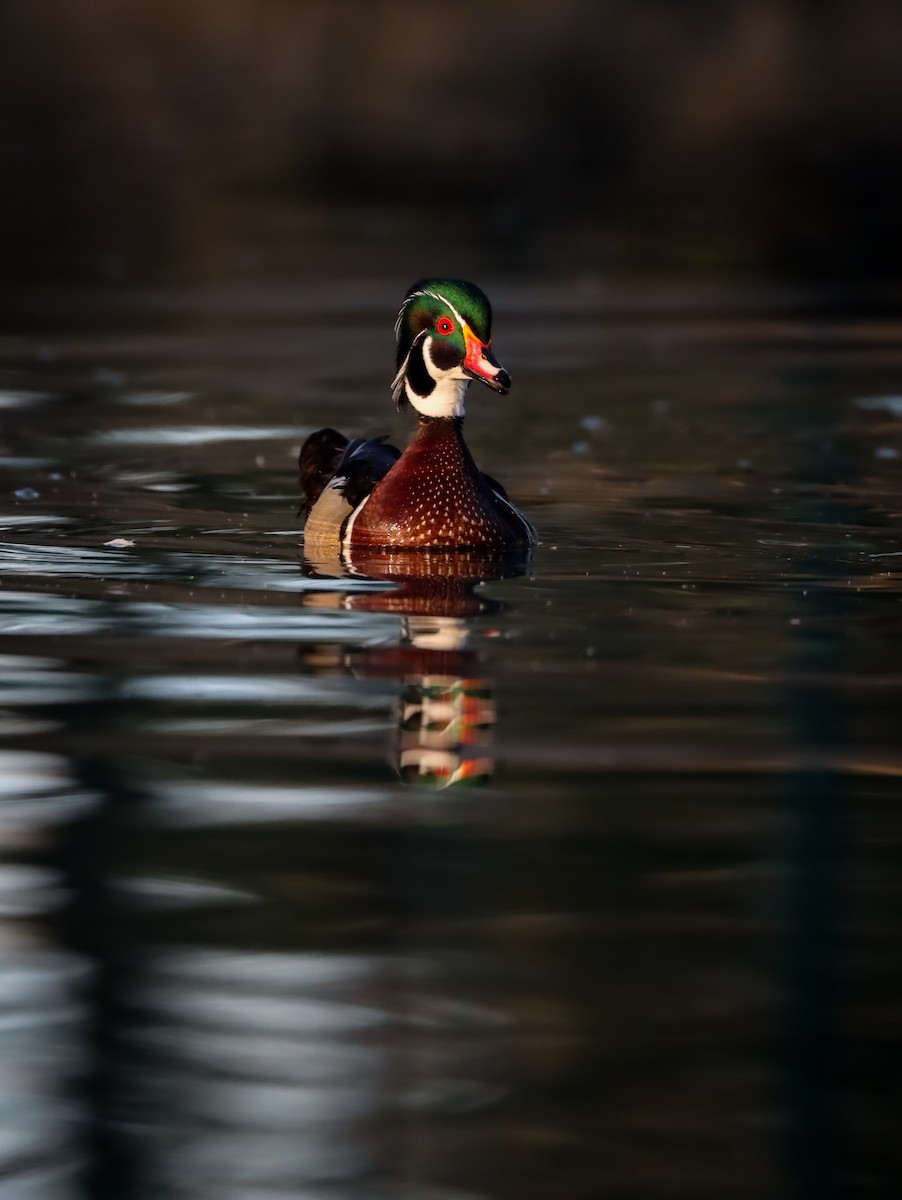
<box><xmin>436</xmin><ymin>317</ymin><xmax>454</xmax><ymax>336</ymax></box>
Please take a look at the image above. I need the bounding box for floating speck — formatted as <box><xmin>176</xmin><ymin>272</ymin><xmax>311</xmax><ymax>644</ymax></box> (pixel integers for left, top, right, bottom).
<box><xmin>104</xmin><ymin>538</ymin><xmax>136</xmax><ymax>549</ymax></box>
<box><xmin>571</xmin><ymin>441</ymin><xmax>591</xmax><ymax>456</ymax></box>
<box><xmin>579</xmin><ymin>415</ymin><xmax>608</xmax><ymax>433</ymax></box>
<box><xmin>855</xmin><ymin>395</ymin><xmax>902</xmax><ymax>417</ymax></box>
<box><xmin>875</xmin><ymin>446</ymin><xmax>899</xmax><ymax>460</ymax></box>
<box><xmin>14</xmin><ymin>487</ymin><xmax>39</xmax><ymax>500</ymax></box>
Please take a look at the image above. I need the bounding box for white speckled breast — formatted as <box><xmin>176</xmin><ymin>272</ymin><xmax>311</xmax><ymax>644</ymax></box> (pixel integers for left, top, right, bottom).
<box><xmin>343</xmin><ymin>417</ymin><xmax>532</xmax><ymax>550</ymax></box>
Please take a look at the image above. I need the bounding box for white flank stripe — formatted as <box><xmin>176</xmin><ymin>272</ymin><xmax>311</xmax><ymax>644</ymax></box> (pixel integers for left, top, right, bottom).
<box><xmin>340</xmin><ymin>493</ymin><xmax>370</xmax><ymax>554</ymax></box>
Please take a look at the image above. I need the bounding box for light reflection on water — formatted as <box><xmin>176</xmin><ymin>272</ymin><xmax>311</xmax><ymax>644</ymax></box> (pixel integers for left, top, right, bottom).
<box><xmin>0</xmin><ymin>283</ymin><xmax>900</xmax><ymax>1197</ymax></box>
<box><xmin>87</xmin><ymin>426</ymin><xmax>308</xmax><ymax>447</ymax></box>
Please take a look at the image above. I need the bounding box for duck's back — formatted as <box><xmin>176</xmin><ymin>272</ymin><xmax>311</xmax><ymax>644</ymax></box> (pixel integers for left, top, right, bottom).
<box><xmin>301</xmin><ymin>431</ymin><xmax>401</xmax><ymax>556</ymax></box>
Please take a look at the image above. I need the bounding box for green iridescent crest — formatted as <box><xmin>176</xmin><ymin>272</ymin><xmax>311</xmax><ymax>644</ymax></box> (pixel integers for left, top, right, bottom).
<box><xmin>395</xmin><ymin>278</ymin><xmax>493</xmax><ymax>367</ymax></box>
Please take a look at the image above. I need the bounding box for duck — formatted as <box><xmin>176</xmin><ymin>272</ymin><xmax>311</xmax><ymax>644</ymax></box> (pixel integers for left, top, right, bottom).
<box><xmin>300</xmin><ymin>278</ymin><xmax>535</xmax><ymax>557</ymax></box>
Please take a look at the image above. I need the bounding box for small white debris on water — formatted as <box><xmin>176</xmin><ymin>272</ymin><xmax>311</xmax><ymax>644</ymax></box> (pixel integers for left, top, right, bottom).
<box><xmin>14</xmin><ymin>487</ymin><xmax>39</xmax><ymax>500</ymax></box>
<box><xmin>855</xmin><ymin>395</ymin><xmax>902</xmax><ymax>417</ymax></box>
<box><xmin>875</xmin><ymin>446</ymin><xmax>899</xmax><ymax>460</ymax></box>
<box><xmin>104</xmin><ymin>538</ymin><xmax>136</xmax><ymax>549</ymax></box>
<box><xmin>580</xmin><ymin>415</ymin><xmax>608</xmax><ymax>433</ymax></box>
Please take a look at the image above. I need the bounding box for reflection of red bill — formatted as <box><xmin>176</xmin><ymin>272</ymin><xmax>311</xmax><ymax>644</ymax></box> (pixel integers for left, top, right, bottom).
<box><xmin>455</xmin><ymin>757</ymin><xmax>493</xmax><ymax>784</ymax></box>
<box><xmin>398</xmin><ymin>748</ymin><xmax>494</xmax><ymax>787</ymax></box>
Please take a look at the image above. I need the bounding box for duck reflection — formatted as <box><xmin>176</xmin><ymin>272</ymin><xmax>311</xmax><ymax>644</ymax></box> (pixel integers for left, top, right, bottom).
<box><xmin>300</xmin><ymin>547</ymin><xmax>530</xmax><ymax>788</ymax></box>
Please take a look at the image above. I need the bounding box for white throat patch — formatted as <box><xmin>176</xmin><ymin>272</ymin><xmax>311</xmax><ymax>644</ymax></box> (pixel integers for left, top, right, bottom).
<box><xmin>404</xmin><ymin>335</ymin><xmax>469</xmax><ymax>418</ymax></box>
<box><xmin>406</xmin><ymin>375</ymin><xmax>468</xmax><ymax>418</ymax></box>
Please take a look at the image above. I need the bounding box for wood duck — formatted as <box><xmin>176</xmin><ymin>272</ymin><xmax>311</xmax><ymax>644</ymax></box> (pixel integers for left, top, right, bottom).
<box><xmin>300</xmin><ymin>279</ymin><xmax>536</xmax><ymax>557</ymax></box>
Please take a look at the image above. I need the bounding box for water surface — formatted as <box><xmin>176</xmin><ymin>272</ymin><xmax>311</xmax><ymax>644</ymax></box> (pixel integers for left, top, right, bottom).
<box><xmin>1</xmin><ymin>278</ymin><xmax>900</xmax><ymax>1197</ymax></box>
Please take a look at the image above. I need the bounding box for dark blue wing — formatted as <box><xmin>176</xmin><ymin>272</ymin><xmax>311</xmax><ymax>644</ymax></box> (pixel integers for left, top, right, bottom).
<box><xmin>334</xmin><ymin>436</ymin><xmax>401</xmax><ymax>508</ymax></box>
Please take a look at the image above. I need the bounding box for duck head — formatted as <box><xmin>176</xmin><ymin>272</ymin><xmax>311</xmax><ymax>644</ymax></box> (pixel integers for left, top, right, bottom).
<box><xmin>391</xmin><ymin>278</ymin><xmax>511</xmax><ymax>418</ymax></box>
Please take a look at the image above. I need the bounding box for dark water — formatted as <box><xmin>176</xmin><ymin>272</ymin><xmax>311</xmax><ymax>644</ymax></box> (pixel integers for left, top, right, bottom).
<box><xmin>1</xmin><ymin>277</ymin><xmax>901</xmax><ymax>1198</ymax></box>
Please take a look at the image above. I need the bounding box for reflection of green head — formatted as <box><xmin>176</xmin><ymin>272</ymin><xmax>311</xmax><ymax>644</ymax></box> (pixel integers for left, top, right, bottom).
<box><xmin>396</xmin><ymin>674</ymin><xmax>495</xmax><ymax>789</ymax></box>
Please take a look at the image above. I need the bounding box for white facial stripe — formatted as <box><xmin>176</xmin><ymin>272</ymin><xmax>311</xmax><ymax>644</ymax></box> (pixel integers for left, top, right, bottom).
<box><xmin>394</xmin><ymin>289</ymin><xmax>479</xmax><ymax>343</ymax></box>
<box><xmin>390</xmin><ymin>362</ymin><xmax>406</xmax><ymax>403</ymax></box>
<box><xmin>391</xmin><ymin>329</ymin><xmax>427</xmax><ymax>403</ymax></box>
<box><xmin>424</xmin><ymin>335</ymin><xmax>468</xmax><ymax>381</ymax></box>
<box><xmin>395</xmin><ymin>331</ymin><xmax>469</xmax><ymax>417</ymax></box>
<box><xmin>393</xmin><ymin>295</ymin><xmax>417</xmax><ymax>340</ymax></box>
<box><xmin>421</xmin><ymin>290</ymin><xmax>468</xmax><ymax>332</ymax></box>
<box><xmin>425</xmin><ymin>293</ymin><xmax>502</xmax><ymax>382</ymax></box>
<box><xmin>423</xmin><ymin>335</ymin><xmax>442</xmax><ymax>380</ymax></box>
<box><xmin>394</xmin><ymin>292</ymin><xmax>484</xmax><ymax>418</ymax></box>
<box><xmin>393</xmin><ymin>289</ymin><xmax>444</xmax><ymax>339</ymax></box>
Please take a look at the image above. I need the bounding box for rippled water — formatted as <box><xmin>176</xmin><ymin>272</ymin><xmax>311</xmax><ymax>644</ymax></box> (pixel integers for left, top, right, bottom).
<box><xmin>1</xmin><ymin>279</ymin><xmax>901</xmax><ymax>1197</ymax></box>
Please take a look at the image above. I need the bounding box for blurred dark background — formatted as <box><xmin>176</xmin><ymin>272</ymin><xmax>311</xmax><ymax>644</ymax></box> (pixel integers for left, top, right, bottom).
<box><xmin>2</xmin><ymin>0</ymin><xmax>901</xmax><ymax>288</ymax></box>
